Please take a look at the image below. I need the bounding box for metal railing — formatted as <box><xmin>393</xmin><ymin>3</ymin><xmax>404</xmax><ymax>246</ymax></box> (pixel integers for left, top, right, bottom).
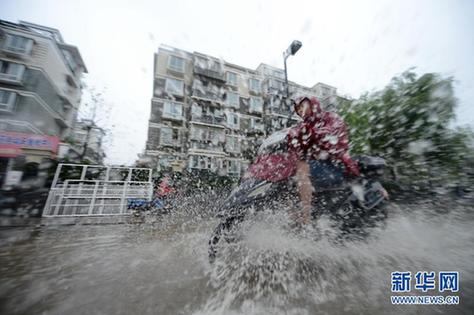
<box><xmin>192</xmin><ymin>88</ymin><xmax>223</xmax><ymax>102</ymax></box>
<box><xmin>193</xmin><ymin>65</ymin><xmax>226</xmax><ymax>81</ymax></box>
<box><xmin>43</xmin><ymin>164</ymin><xmax>153</xmax><ymax>217</ymax></box>
<box><xmin>189</xmin><ymin>142</ymin><xmax>224</xmax><ymax>152</ymax></box>
<box><xmin>190</xmin><ymin>114</ymin><xmax>225</xmax><ymax>126</ymax></box>
<box><xmin>43</xmin><ymin>180</ymin><xmax>152</xmax><ymax>216</ymax></box>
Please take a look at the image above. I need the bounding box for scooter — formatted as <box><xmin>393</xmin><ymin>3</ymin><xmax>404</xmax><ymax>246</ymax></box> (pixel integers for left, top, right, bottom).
<box><xmin>208</xmin><ymin>128</ymin><xmax>389</xmax><ymax>262</ymax></box>
<box><xmin>127</xmin><ymin>197</ymin><xmax>169</xmax><ymax>217</ymax></box>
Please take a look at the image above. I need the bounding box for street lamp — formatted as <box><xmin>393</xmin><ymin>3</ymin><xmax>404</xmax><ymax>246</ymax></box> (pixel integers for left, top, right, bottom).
<box><xmin>283</xmin><ymin>40</ymin><xmax>302</xmax><ymax>126</ymax></box>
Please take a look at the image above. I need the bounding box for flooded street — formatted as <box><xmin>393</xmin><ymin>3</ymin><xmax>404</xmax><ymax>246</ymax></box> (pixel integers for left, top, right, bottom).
<box><xmin>0</xmin><ymin>215</ymin><xmax>214</xmax><ymax>315</ymax></box>
<box><xmin>1</xmin><ymin>1</ymin><xmax>473</xmax><ymax>314</ymax></box>
<box><xmin>1</xmin><ymin>201</ymin><xmax>473</xmax><ymax>315</ymax></box>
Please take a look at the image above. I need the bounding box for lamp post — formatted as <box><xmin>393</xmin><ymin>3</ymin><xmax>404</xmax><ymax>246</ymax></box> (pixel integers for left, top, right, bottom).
<box><xmin>283</xmin><ymin>40</ymin><xmax>302</xmax><ymax>127</ymax></box>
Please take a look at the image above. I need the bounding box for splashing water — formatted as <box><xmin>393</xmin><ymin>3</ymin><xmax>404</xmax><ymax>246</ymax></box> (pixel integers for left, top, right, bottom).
<box><xmin>0</xmin><ymin>197</ymin><xmax>473</xmax><ymax>315</ymax></box>
<box><xmin>198</xmin><ymin>201</ymin><xmax>474</xmax><ymax>314</ymax></box>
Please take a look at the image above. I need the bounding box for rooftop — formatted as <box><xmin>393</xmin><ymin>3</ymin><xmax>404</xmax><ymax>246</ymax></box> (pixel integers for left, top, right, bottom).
<box><xmin>158</xmin><ymin>44</ymin><xmax>335</xmax><ymax>95</ymax></box>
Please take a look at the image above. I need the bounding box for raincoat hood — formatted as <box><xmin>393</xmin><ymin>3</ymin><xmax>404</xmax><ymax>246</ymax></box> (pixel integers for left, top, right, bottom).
<box><xmin>294</xmin><ymin>96</ymin><xmax>322</xmax><ymax>123</ymax></box>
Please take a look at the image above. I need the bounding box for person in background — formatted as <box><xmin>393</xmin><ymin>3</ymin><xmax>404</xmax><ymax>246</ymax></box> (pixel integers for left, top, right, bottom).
<box><xmin>152</xmin><ymin>175</ymin><xmax>175</xmax><ymax>211</ymax></box>
<box><xmin>156</xmin><ymin>175</ymin><xmax>174</xmax><ymax>197</ymax></box>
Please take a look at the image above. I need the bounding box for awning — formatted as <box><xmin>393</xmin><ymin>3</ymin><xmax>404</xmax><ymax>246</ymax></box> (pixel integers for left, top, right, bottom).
<box><xmin>0</xmin><ymin>147</ymin><xmax>22</xmax><ymax>158</ymax></box>
<box><xmin>0</xmin><ymin>131</ymin><xmax>59</xmax><ymax>153</ymax></box>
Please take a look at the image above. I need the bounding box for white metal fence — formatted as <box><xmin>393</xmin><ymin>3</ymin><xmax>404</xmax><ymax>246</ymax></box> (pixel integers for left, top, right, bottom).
<box><xmin>43</xmin><ymin>164</ymin><xmax>153</xmax><ymax>217</ymax></box>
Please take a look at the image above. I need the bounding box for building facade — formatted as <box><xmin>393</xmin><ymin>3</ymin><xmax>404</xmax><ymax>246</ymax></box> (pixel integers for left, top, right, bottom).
<box><xmin>143</xmin><ymin>45</ymin><xmax>338</xmax><ymax>176</ymax></box>
<box><xmin>0</xmin><ymin>20</ymin><xmax>87</xmax><ymax>187</ymax></box>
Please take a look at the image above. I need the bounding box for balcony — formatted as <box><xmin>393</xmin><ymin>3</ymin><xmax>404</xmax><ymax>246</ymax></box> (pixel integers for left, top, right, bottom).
<box><xmin>2</xmin><ymin>47</ymin><xmax>31</xmax><ymax>59</ymax></box>
<box><xmin>266</xmin><ymin>79</ymin><xmax>285</xmax><ymax>93</ymax></box>
<box><xmin>225</xmin><ymin>121</ymin><xmax>240</xmax><ymax>130</ymax></box>
<box><xmin>192</xmin><ymin>88</ymin><xmax>224</xmax><ymax>104</ymax></box>
<box><xmin>160</xmin><ymin>140</ymin><xmax>181</xmax><ymax>147</ymax></box>
<box><xmin>247</xmin><ymin>121</ymin><xmax>265</xmax><ymax>134</ymax></box>
<box><xmin>162</xmin><ymin>112</ymin><xmax>184</xmax><ymax>121</ymax></box>
<box><xmin>189</xmin><ymin>127</ymin><xmax>225</xmax><ymax>143</ymax></box>
<box><xmin>189</xmin><ymin>142</ymin><xmax>224</xmax><ymax>152</ymax></box>
<box><xmin>192</xmin><ymin>88</ymin><xmax>222</xmax><ymax>102</ymax></box>
<box><xmin>193</xmin><ymin>65</ymin><xmax>226</xmax><ymax>82</ymax></box>
<box><xmin>0</xmin><ymin>72</ymin><xmax>23</xmax><ymax>85</ymax></box>
<box><xmin>225</xmin><ymin>143</ymin><xmax>241</xmax><ymax>153</ymax></box>
<box><xmin>250</xmin><ymin>123</ymin><xmax>265</xmax><ymax>132</ymax></box>
<box><xmin>269</xmin><ymin>106</ymin><xmax>291</xmax><ymax>116</ymax></box>
<box><xmin>190</xmin><ymin>114</ymin><xmax>225</xmax><ymax>127</ymax></box>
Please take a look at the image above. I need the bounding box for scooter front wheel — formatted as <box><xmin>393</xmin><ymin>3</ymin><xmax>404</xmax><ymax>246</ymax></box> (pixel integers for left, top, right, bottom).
<box><xmin>208</xmin><ymin>215</ymin><xmax>244</xmax><ymax>263</ymax></box>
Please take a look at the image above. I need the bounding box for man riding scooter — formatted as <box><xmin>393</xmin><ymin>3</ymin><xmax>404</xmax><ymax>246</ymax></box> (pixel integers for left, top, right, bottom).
<box><xmin>288</xmin><ymin>96</ymin><xmax>360</xmax><ymax>225</ymax></box>
<box><xmin>208</xmin><ymin>96</ymin><xmax>388</xmax><ymax>262</ymax></box>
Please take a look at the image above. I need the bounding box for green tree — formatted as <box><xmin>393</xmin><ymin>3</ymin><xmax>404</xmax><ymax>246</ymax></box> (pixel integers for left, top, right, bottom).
<box><xmin>339</xmin><ymin>70</ymin><xmax>473</xmax><ymax>188</ymax></box>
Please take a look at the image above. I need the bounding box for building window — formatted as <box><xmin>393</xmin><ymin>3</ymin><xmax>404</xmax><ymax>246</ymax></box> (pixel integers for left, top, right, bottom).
<box><xmin>189</xmin><ymin>155</ymin><xmax>219</xmax><ymax>170</ymax></box>
<box><xmin>191</xmin><ymin>104</ymin><xmax>202</xmax><ymax>117</ymax></box>
<box><xmin>165</xmin><ymin>78</ymin><xmax>184</xmax><ymax>96</ymax></box>
<box><xmin>189</xmin><ymin>126</ymin><xmax>199</xmax><ymax>140</ymax></box>
<box><xmin>226</xmin><ymin>136</ymin><xmax>240</xmax><ymax>152</ymax></box>
<box><xmin>249</xmin><ymin>78</ymin><xmax>261</xmax><ymax>93</ymax></box>
<box><xmin>0</xmin><ymin>61</ymin><xmax>25</xmax><ymax>82</ymax></box>
<box><xmin>189</xmin><ymin>155</ymin><xmax>198</xmax><ymax>168</ymax></box>
<box><xmin>270</xmin><ymin>79</ymin><xmax>284</xmax><ymax>91</ymax></box>
<box><xmin>250</xmin><ymin>117</ymin><xmax>264</xmax><ymax>131</ymax></box>
<box><xmin>190</xmin><ymin>126</ymin><xmax>224</xmax><ymax>142</ymax></box>
<box><xmin>227</xmin><ymin>160</ymin><xmax>241</xmax><ymax>176</ymax></box>
<box><xmin>226</xmin><ymin>91</ymin><xmax>239</xmax><ymax>108</ymax></box>
<box><xmin>163</xmin><ymin>101</ymin><xmax>183</xmax><ymax>120</ymax></box>
<box><xmin>215</xmin><ymin>108</ymin><xmax>223</xmax><ymax>117</ymax></box>
<box><xmin>264</xmin><ymin>67</ymin><xmax>285</xmax><ymax>79</ymax></box>
<box><xmin>159</xmin><ymin>155</ymin><xmax>174</xmax><ymax>168</ymax></box>
<box><xmin>168</xmin><ymin>55</ymin><xmax>185</xmax><ymax>73</ymax></box>
<box><xmin>3</xmin><ymin>34</ymin><xmax>34</xmax><ymax>55</ymax></box>
<box><xmin>272</xmin><ymin>70</ymin><xmax>285</xmax><ymax>79</ymax></box>
<box><xmin>160</xmin><ymin>127</ymin><xmax>179</xmax><ymax>145</ymax></box>
<box><xmin>226</xmin><ymin>72</ymin><xmax>238</xmax><ymax>86</ymax></box>
<box><xmin>0</xmin><ymin>89</ymin><xmax>17</xmax><ymax>112</ymax></box>
<box><xmin>191</xmin><ymin>126</ymin><xmax>207</xmax><ymax>141</ymax></box>
<box><xmin>195</xmin><ymin>57</ymin><xmax>222</xmax><ymax>72</ymax></box>
<box><xmin>249</xmin><ymin>97</ymin><xmax>263</xmax><ymax>113</ymax></box>
<box><xmin>195</xmin><ymin>57</ymin><xmax>207</xmax><ymax>69</ymax></box>
<box><xmin>226</xmin><ymin>112</ymin><xmax>239</xmax><ymax>129</ymax></box>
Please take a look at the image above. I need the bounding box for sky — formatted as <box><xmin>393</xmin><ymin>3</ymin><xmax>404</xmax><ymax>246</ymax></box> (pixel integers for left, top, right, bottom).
<box><xmin>1</xmin><ymin>0</ymin><xmax>473</xmax><ymax>165</ymax></box>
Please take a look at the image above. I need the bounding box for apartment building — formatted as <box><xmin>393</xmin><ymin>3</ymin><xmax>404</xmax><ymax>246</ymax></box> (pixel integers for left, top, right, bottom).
<box><xmin>0</xmin><ymin>20</ymin><xmax>87</xmax><ymax>187</ymax></box>
<box><xmin>144</xmin><ymin>45</ymin><xmax>338</xmax><ymax>176</ymax></box>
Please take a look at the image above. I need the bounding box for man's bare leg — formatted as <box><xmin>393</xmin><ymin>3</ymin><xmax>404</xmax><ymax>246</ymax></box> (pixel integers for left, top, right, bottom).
<box><xmin>295</xmin><ymin>160</ymin><xmax>314</xmax><ymax>225</ymax></box>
